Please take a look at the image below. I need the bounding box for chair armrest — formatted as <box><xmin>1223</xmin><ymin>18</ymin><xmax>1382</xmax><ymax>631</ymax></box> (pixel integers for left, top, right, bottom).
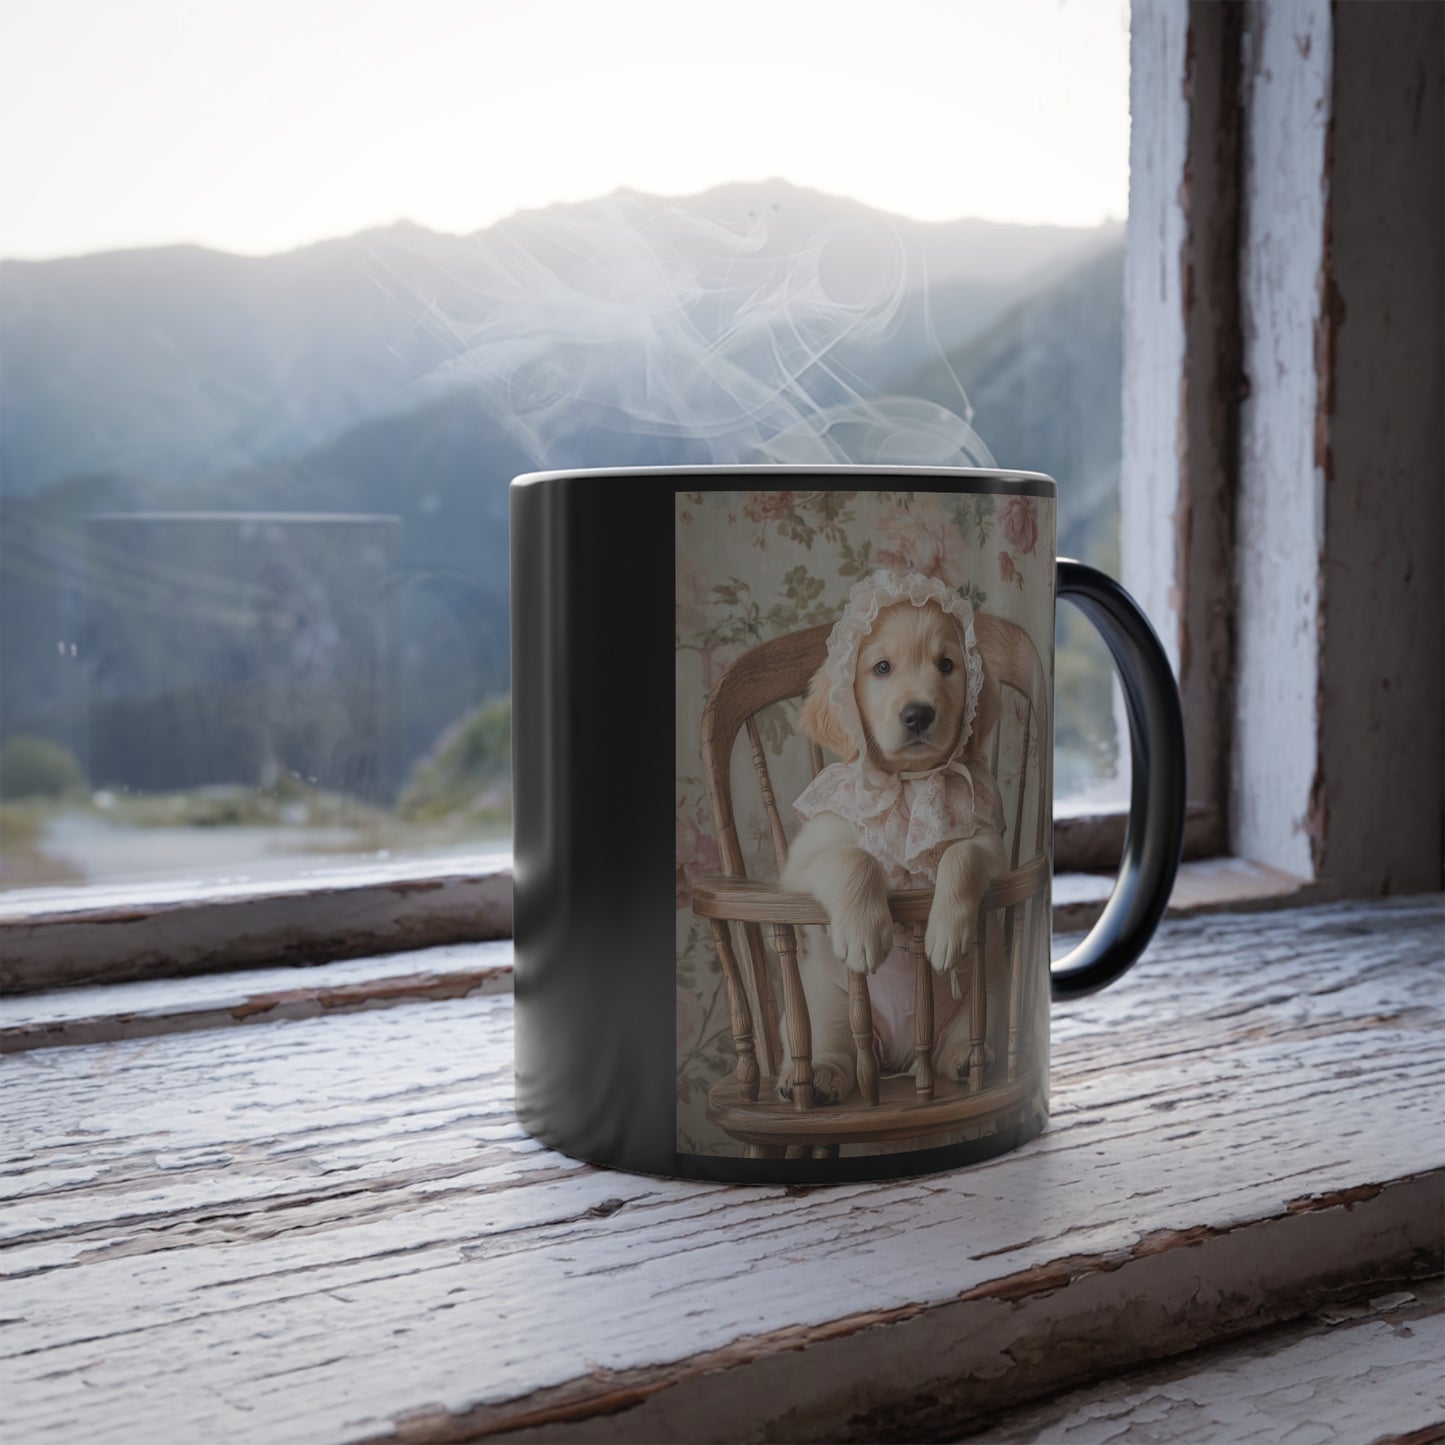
<box><xmin>692</xmin><ymin>878</ymin><xmax>933</xmax><ymax>925</ymax></box>
<box><xmin>693</xmin><ymin>852</ymin><xmax>1050</xmax><ymax>927</ymax></box>
<box><xmin>983</xmin><ymin>853</ymin><xmax>1051</xmax><ymax>911</ymax></box>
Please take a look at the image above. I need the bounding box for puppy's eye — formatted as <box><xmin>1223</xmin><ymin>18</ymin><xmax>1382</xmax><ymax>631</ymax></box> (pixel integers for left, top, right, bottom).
<box><xmin>872</xmin><ymin>660</ymin><xmax>891</xmax><ymax>677</ymax></box>
<box><xmin>938</xmin><ymin>658</ymin><xmax>955</xmax><ymax>675</ymax></box>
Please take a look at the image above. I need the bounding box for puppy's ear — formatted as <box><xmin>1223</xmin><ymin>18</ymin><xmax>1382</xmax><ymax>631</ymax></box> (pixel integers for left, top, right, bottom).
<box><xmin>798</xmin><ymin>666</ymin><xmax>857</xmax><ymax>763</ymax></box>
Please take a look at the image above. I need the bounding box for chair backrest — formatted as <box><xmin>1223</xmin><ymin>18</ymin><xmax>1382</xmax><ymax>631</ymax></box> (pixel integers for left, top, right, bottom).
<box><xmin>698</xmin><ymin>623</ymin><xmax>831</xmax><ymax>881</ymax></box>
<box><xmin>972</xmin><ymin>613</ymin><xmax>1052</xmax><ymax>873</ymax></box>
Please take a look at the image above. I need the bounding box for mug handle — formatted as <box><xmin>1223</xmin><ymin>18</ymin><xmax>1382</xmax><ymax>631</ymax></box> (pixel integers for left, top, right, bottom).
<box><xmin>1051</xmin><ymin>559</ymin><xmax>1188</xmax><ymax>999</ymax></box>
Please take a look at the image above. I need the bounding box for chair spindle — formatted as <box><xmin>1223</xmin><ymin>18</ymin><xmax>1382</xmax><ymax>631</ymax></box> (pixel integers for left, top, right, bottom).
<box><xmin>1002</xmin><ymin>693</ymin><xmax>1032</xmax><ymax>961</ymax></box>
<box><xmin>968</xmin><ymin>909</ymin><xmax>989</xmax><ymax>1093</ymax></box>
<box><xmin>1006</xmin><ymin>900</ymin><xmax>1025</xmax><ymax>1083</ymax></box>
<box><xmin>745</xmin><ymin>714</ymin><xmax>791</xmax><ymax>872</ymax></box>
<box><xmin>741</xmin><ymin>921</ymin><xmax>783</xmax><ymax>1077</ymax></box>
<box><xmin>1010</xmin><ymin>705</ymin><xmax>1032</xmax><ymax>872</ymax></box>
<box><xmin>848</xmin><ymin>972</ymin><xmax>880</xmax><ymax>1106</ymax></box>
<box><xmin>771</xmin><ymin>923</ymin><xmax>814</xmax><ymax>1111</ymax></box>
<box><xmin>912</xmin><ymin>923</ymin><xmax>935</xmax><ymax>1100</ymax></box>
<box><xmin>709</xmin><ymin>920</ymin><xmax>759</xmax><ymax>1101</ymax></box>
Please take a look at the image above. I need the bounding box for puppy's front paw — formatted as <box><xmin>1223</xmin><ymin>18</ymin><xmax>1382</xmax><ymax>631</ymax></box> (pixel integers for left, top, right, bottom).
<box><xmin>778</xmin><ymin>1056</ymin><xmax>854</xmax><ymax>1105</ymax></box>
<box><xmin>829</xmin><ymin>894</ymin><xmax>895</xmax><ymax>975</ymax></box>
<box><xmin>924</xmin><ymin>893</ymin><xmax>978</xmax><ymax>975</ymax></box>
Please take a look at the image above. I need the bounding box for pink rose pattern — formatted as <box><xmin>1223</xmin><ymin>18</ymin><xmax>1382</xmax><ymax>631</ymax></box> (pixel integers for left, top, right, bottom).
<box><xmin>996</xmin><ymin>497</ymin><xmax>1037</xmax><ymax>589</ymax></box>
<box><xmin>743</xmin><ymin>489</ymin><xmax>795</xmax><ymax>523</ymax></box>
<box><xmin>673</xmin><ymin>488</ymin><xmax>1051</xmax><ymax>1152</ymax></box>
<box><xmin>1000</xmin><ymin>497</ymin><xmax>1039</xmax><ymax>555</ymax></box>
<box><xmin>873</xmin><ymin>496</ymin><xmax>970</xmax><ymax>586</ymax></box>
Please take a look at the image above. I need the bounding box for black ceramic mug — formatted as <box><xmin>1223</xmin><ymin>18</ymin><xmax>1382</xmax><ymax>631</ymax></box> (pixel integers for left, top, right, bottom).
<box><xmin>511</xmin><ymin>467</ymin><xmax>1185</xmax><ymax>1182</ymax></box>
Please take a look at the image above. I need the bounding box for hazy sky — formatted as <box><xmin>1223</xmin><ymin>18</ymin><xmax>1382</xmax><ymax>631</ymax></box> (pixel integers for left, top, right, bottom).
<box><xmin>1</xmin><ymin>0</ymin><xmax>1129</xmax><ymax>261</ymax></box>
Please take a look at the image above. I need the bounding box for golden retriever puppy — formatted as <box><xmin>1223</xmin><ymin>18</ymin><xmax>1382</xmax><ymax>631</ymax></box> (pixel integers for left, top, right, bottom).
<box><xmin>778</xmin><ymin>571</ymin><xmax>1009</xmax><ymax>1104</ymax></box>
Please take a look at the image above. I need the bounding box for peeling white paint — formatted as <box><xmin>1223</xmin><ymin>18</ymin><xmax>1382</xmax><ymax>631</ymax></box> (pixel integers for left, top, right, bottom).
<box><xmin>1121</xmin><ymin>0</ymin><xmax>1188</xmax><ymax>671</ymax></box>
<box><xmin>1</xmin><ymin>898</ymin><xmax>1440</xmax><ymax>1443</ymax></box>
<box><xmin>1233</xmin><ymin>0</ymin><xmax>1333</xmax><ymax>878</ymax></box>
<box><xmin>983</xmin><ymin>1282</ymin><xmax>1444</xmax><ymax>1444</ymax></box>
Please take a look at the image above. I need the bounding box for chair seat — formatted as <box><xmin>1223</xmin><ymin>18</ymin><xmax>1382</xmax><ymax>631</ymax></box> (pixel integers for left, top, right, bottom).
<box><xmin>707</xmin><ymin>1069</ymin><xmax>1042</xmax><ymax>1147</ymax></box>
<box><xmin>691</xmin><ymin>853</ymin><xmax>1049</xmax><ymax>926</ymax></box>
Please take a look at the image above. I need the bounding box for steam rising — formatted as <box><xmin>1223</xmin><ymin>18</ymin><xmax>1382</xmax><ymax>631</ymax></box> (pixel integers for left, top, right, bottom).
<box><xmin>376</xmin><ymin>191</ymin><xmax>995</xmax><ymax>471</ymax></box>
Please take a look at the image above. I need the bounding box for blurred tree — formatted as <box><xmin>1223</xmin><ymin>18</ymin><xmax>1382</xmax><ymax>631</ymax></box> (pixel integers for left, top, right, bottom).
<box><xmin>0</xmin><ymin>735</ymin><xmax>85</xmax><ymax>800</ymax></box>
<box><xmin>399</xmin><ymin>695</ymin><xmax>511</xmax><ymax>823</ymax></box>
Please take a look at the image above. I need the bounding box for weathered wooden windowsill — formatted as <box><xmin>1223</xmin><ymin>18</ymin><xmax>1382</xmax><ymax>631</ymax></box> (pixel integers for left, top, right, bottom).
<box><xmin>0</xmin><ymin>860</ymin><xmax>1310</xmax><ymax>1054</ymax></box>
<box><xmin>0</xmin><ymin>853</ymin><xmax>516</xmax><ymax>993</ymax></box>
<box><xmin>0</xmin><ymin>852</ymin><xmax>1307</xmax><ymax>997</ymax></box>
<box><xmin>2</xmin><ymin>896</ymin><xmax>1441</xmax><ymax>1442</ymax></box>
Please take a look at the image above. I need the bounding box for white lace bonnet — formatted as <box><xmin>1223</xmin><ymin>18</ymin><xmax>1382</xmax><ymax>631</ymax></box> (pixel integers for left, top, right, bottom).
<box><xmin>820</xmin><ymin>569</ymin><xmax>985</xmax><ymax>769</ymax></box>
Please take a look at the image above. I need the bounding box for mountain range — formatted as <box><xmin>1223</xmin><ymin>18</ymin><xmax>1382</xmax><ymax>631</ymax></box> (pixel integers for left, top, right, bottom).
<box><xmin>0</xmin><ymin>179</ymin><xmax>1124</xmax><ymax>794</ymax></box>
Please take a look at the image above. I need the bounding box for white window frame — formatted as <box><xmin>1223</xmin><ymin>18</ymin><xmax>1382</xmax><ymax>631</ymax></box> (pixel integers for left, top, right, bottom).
<box><xmin>1125</xmin><ymin>0</ymin><xmax>1441</xmax><ymax>901</ymax></box>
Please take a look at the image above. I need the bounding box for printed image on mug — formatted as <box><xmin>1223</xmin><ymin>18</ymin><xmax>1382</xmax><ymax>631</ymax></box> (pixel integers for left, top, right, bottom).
<box><xmin>675</xmin><ymin>487</ymin><xmax>1057</xmax><ymax>1160</ymax></box>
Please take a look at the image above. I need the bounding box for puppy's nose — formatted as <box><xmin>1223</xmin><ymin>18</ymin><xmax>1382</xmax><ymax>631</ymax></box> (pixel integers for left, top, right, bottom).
<box><xmin>901</xmin><ymin>702</ymin><xmax>935</xmax><ymax>736</ymax></box>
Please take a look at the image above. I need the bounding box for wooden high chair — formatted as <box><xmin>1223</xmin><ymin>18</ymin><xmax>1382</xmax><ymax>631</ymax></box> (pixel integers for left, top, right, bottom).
<box><xmin>690</xmin><ymin>615</ymin><xmax>1051</xmax><ymax>1158</ymax></box>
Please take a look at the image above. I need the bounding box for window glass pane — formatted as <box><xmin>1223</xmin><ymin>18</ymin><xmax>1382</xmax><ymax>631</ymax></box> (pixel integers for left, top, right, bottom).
<box><xmin>0</xmin><ymin>0</ymin><xmax>1129</xmax><ymax>890</ymax></box>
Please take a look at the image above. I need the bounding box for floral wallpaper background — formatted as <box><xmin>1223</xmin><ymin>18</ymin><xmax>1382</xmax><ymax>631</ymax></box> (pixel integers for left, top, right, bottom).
<box><xmin>674</xmin><ymin>487</ymin><xmax>1057</xmax><ymax>1155</ymax></box>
